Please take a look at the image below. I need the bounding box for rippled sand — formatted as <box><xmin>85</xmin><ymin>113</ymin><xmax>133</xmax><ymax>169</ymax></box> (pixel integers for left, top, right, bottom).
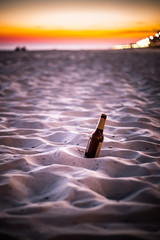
<box><xmin>0</xmin><ymin>49</ymin><xmax>160</xmax><ymax>240</ymax></box>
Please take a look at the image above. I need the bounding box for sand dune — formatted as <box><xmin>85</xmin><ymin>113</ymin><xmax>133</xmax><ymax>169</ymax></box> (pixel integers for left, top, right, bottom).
<box><xmin>0</xmin><ymin>49</ymin><xmax>160</xmax><ymax>240</ymax></box>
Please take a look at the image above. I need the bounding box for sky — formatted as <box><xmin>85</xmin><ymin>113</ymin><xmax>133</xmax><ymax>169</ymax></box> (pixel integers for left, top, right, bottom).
<box><xmin>0</xmin><ymin>0</ymin><xmax>160</xmax><ymax>50</ymax></box>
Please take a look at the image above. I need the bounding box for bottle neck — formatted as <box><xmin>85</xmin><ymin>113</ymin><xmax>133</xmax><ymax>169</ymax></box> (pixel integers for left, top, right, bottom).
<box><xmin>97</xmin><ymin>117</ymin><xmax>106</xmax><ymax>131</ymax></box>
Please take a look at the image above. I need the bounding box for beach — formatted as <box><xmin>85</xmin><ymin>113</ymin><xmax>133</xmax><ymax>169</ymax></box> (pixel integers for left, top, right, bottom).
<box><xmin>0</xmin><ymin>49</ymin><xmax>160</xmax><ymax>240</ymax></box>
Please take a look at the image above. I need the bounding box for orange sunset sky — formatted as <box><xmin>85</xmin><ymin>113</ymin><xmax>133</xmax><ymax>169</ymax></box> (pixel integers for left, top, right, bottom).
<box><xmin>0</xmin><ymin>0</ymin><xmax>160</xmax><ymax>50</ymax></box>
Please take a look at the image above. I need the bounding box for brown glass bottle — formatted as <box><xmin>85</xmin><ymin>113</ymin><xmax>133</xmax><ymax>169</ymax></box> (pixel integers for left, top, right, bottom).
<box><xmin>85</xmin><ymin>114</ymin><xmax>106</xmax><ymax>158</ymax></box>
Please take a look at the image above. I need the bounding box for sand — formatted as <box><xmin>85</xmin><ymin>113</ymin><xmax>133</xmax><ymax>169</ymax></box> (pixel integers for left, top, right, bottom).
<box><xmin>0</xmin><ymin>49</ymin><xmax>160</xmax><ymax>240</ymax></box>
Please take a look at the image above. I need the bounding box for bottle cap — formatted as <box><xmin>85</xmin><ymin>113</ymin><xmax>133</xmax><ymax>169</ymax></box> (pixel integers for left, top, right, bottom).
<box><xmin>101</xmin><ymin>114</ymin><xmax>106</xmax><ymax>119</ymax></box>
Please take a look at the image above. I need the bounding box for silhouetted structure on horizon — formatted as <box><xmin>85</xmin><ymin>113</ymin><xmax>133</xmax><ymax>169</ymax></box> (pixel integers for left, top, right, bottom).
<box><xmin>114</xmin><ymin>31</ymin><xmax>160</xmax><ymax>50</ymax></box>
<box><xmin>14</xmin><ymin>46</ymin><xmax>27</xmax><ymax>51</ymax></box>
<box><xmin>149</xmin><ymin>31</ymin><xmax>160</xmax><ymax>48</ymax></box>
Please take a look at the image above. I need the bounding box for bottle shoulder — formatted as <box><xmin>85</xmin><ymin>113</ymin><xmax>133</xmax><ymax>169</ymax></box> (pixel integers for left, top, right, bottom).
<box><xmin>92</xmin><ymin>129</ymin><xmax>103</xmax><ymax>141</ymax></box>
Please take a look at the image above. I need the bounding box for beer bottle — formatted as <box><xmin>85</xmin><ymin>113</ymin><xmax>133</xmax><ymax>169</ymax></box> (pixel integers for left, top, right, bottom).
<box><xmin>85</xmin><ymin>114</ymin><xmax>106</xmax><ymax>158</ymax></box>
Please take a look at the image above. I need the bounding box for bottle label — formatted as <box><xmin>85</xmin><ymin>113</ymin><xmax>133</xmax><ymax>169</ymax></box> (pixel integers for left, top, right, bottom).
<box><xmin>95</xmin><ymin>142</ymin><xmax>102</xmax><ymax>157</ymax></box>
